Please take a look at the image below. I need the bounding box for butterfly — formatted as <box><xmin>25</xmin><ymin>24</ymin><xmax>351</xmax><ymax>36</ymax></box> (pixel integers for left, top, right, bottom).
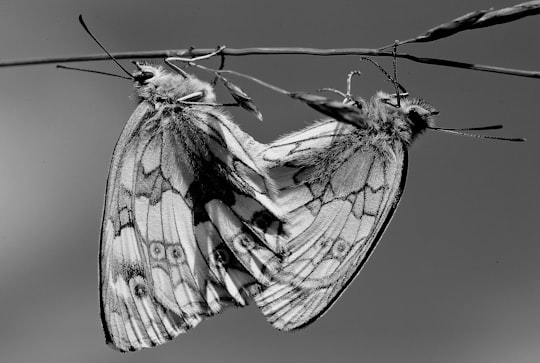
<box><xmin>252</xmin><ymin>89</ymin><xmax>429</xmax><ymax>330</ymax></box>
<box><xmin>69</xmin><ymin>16</ymin><xmax>286</xmax><ymax>351</ymax></box>
<box><xmin>99</xmin><ymin>62</ymin><xmax>287</xmax><ymax>351</ymax></box>
<box><xmin>252</xmin><ymin>68</ymin><xmax>522</xmax><ymax>331</ymax></box>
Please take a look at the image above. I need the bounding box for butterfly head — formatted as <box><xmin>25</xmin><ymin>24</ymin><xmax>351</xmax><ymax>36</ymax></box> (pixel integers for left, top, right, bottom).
<box><xmin>132</xmin><ymin>63</ymin><xmax>216</xmax><ymax>105</ymax></box>
<box><xmin>374</xmin><ymin>91</ymin><xmax>438</xmax><ymax>145</ymax></box>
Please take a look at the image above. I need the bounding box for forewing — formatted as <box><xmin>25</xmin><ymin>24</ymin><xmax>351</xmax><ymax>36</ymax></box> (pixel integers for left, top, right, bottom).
<box><xmin>100</xmin><ymin>103</ymin><xmax>188</xmax><ymax>351</ymax></box>
<box><xmin>254</xmin><ymin>120</ymin><xmax>408</xmax><ymax>330</ymax></box>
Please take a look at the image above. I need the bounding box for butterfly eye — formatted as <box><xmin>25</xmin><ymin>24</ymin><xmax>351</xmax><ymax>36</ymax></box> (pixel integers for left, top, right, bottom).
<box><xmin>134</xmin><ymin>71</ymin><xmax>155</xmax><ymax>84</ymax></box>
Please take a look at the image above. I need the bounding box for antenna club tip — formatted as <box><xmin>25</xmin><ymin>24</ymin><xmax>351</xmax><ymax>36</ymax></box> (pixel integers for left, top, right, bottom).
<box><xmin>78</xmin><ymin>14</ymin><xmax>90</xmax><ymax>30</ymax></box>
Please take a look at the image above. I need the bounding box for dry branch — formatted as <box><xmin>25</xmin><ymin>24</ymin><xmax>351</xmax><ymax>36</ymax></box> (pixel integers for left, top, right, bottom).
<box><xmin>0</xmin><ymin>1</ymin><xmax>538</xmax><ymax>79</ymax></box>
<box><xmin>0</xmin><ymin>48</ymin><xmax>539</xmax><ymax>79</ymax></box>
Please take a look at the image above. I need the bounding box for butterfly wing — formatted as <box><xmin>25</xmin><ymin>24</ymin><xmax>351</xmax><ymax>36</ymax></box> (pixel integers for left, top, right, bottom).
<box><xmin>254</xmin><ymin>120</ymin><xmax>408</xmax><ymax>330</ymax></box>
<box><xmin>100</xmin><ymin>102</ymin><xmax>284</xmax><ymax>351</ymax></box>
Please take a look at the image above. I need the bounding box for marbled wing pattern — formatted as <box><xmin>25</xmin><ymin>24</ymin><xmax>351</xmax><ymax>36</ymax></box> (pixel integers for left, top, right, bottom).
<box><xmin>100</xmin><ymin>65</ymin><xmax>285</xmax><ymax>351</ymax></box>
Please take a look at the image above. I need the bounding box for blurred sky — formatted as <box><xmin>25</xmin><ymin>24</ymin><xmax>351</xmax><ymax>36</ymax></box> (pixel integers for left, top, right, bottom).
<box><xmin>0</xmin><ymin>1</ymin><xmax>539</xmax><ymax>362</ymax></box>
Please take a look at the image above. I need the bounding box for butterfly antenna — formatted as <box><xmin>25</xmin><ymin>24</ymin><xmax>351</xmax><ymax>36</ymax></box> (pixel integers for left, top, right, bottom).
<box><xmin>430</xmin><ymin>125</ymin><xmax>503</xmax><ymax>132</ymax></box>
<box><xmin>317</xmin><ymin>88</ymin><xmax>348</xmax><ymax>98</ymax></box>
<box><xmin>316</xmin><ymin>71</ymin><xmax>363</xmax><ymax>103</ymax></box>
<box><xmin>56</xmin><ymin>65</ymin><xmax>132</xmax><ymax>80</ymax></box>
<box><xmin>78</xmin><ymin>15</ymin><xmax>134</xmax><ymax>79</ymax></box>
<box><xmin>164</xmin><ymin>58</ymin><xmax>188</xmax><ymax>78</ymax></box>
<box><xmin>166</xmin><ymin>45</ymin><xmax>227</xmax><ymax>80</ymax></box>
<box><xmin>360</xmin><ymin>56</ymin><xmax>407</xmax><ymax>104</ymax></box>
<box><xmin>346</xmin><ymin>71</ymin><xmax>362</xmax><ymax>96</ymax></box>
<box><xmin>392</xmin><ymin>42</ymin><xmax>400</xmax><ymax>107</ymax></box>
<box><xmin>167</xmin><ymin>45</ymin><xmax>226</xmax><ymax>63</ymax></box>
<box><xmin>428</xmin><ymin>126</ymin><xmax>525</xmax><ymax>142</ymax></box>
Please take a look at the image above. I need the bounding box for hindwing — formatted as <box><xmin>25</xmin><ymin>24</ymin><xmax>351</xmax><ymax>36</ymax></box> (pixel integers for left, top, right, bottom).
<box><xmin>254</xmin><ymin>120</ymin><xmax>407</xmax><ymax>330</ymax></box>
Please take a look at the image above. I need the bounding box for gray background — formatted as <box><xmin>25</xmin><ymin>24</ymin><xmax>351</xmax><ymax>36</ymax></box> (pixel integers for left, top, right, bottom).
<box><xmin>1</xmin><ymin>0</ymin><xmax>539</xmax><ymax>362</ymax></box>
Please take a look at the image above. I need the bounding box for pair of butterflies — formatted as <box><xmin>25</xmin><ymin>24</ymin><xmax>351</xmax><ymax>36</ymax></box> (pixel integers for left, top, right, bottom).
<box><xmin>98</xmin><ymin>60</ymin><xmax>485</xmax><ymax>351</ymax></box>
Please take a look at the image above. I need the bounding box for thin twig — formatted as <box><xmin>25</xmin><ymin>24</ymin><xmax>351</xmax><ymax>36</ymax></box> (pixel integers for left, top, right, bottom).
<box><xmin>0</xmin><ymin>47</ymin><xmax>380</xmax><ymax>67</ymax></box>
<box><xmin>0</xmin><ymin>48</ymin><xmax>538</xmax><ymax>79</ymax></box>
